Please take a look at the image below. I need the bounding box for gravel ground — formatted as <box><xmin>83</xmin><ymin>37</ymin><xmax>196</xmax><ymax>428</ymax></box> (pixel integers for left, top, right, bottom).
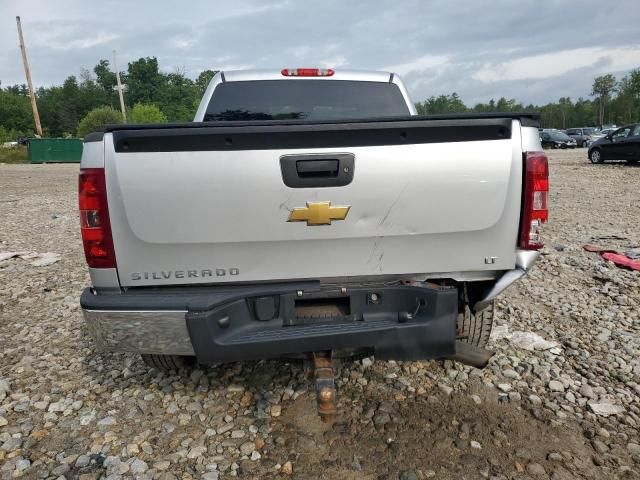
<box><xmin>0</xmin><ymin>149</ymin><xmax>639</xmax><ymax>480</ymax></box>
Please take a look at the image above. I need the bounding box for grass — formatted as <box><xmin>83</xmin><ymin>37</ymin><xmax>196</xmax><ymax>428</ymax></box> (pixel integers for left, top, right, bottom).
<box><xmin>0</xmin><ymin>146</ymin><xmax>28</xmax><ymax>164</ymax></box>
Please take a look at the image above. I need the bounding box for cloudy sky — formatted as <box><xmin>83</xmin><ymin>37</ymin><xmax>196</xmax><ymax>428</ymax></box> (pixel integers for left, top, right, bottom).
<box><xmin>1</xmin><ymin>0</ymin><xmax>640</xmax><ymax>106</ymax></box>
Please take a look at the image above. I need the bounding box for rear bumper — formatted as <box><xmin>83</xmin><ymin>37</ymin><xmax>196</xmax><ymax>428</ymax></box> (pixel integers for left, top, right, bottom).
<box><xmin>82</xmin><ymin>308</ymin><xmax>194</xmax><ymax>356</ymax></box>
<box><xmin>81</xmin><ymin>281</ymin><xmax>458</xmax><ymax>363</ymax></box>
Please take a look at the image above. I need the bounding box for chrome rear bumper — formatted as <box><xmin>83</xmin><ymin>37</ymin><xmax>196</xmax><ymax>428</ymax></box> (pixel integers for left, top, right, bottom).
<box><xmin>80</xmin><ymin>279</ymin><xmax>459</xmax><ymax>362</ymax></box>
<box><xmin>83</xmin><ymin>309</ymin><xmax>194</xmax><ymax>356</ymax></box>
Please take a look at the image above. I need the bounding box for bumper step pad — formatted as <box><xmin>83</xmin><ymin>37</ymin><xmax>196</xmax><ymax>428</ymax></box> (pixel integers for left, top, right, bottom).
<box><xmin>186</xmin><ymin>283</ymin><xmax>459</xmax><ymax>364</ymax></box>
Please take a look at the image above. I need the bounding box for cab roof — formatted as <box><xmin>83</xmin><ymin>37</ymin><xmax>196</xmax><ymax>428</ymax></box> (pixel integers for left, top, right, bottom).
<box><xmin>222</xmin><ymin>69</ymin><xmax>394</xmax><ymax>83</ymax></box>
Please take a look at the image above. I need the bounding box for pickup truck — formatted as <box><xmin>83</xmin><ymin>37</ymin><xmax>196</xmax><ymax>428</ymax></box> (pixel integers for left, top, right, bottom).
<box><xmin>79</xmin><ymin>68</ymin><xmax>547</xmax><ymax>415</ymax></box>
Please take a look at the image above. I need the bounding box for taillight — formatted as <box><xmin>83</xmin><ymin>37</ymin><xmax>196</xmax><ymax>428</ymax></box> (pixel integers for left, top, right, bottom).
<box><xmin>281</xmin><ymin>68</ymin><xmax>334</xmax><ymax>77</ymax></box>
<box><xmin>79</xmin><ymin>168</ymin><xmax>116</xmax><ymax>268</ymax></box>
<box><xmin>519</xmin><ymin>151</ymin><xmax>549</xmax><ymax>250</ymax></box>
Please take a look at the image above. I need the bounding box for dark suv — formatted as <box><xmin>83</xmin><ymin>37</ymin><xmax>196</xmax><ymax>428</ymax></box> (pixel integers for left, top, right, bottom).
<box><xmin>566</xmin><ymin>127</ymin><xmax>599</xmax><ymax>147</ymax></box>
<box><xmin>588</xmin><ymin>124</ymin><xmax>640</xmax><ymax>164</ymax></box>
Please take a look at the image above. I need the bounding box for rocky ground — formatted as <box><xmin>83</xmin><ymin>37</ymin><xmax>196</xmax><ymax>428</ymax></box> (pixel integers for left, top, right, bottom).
<box><xmin>0</xmin><ymin>149</ymin><xmax>639</xmax><ymax>480</ymax></box>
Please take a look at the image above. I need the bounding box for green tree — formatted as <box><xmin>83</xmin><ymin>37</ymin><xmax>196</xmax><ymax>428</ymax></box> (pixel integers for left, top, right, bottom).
<box><xmin>415</xmin><ymin>93</ymin><xmax>467</xmax><ymax>114</ymax></box>
<box><xmin>4</xmin><ymin>84</ymin><xmax>28</xmax><ymax>95</ymax></box>
<box><xmin>77</xmin><ymin>106</ymin><xmax>123</xmax><ymax>137</ymax></box>
<box><xmin>495</xmin><ymin>97</ymin><xmax>524</xmax><ymax>112</ymax></box>
<box><xmin>557</xmin><ymin>97</ymin><xmax>572</xmax><ymax>129</ymax></box>
<box><xmin>126</xmin><ymin>57</ymin><xmax>165</xmax><ymax>105</ymax></box>
<box><xmin>129</xmin><ymin>103</ymin><xmax>168</xmax><ymax>123</ymax></box>
<box><xmin>613</xmin><ymin>69</ymin><xmax>640</xmax><ymax>123</ymax></box>
<box><xmin>36</xmin><ymin>72</ymin><xmax>112</xmax><ymax>136</ymax></box>
<box><xmin>196</xmin><ymin>69</ymin><xmax>218</xmax><ymax>94</ymax></box>
<box><xmin>123</xmin><ymin>58</ymin><xmax>201</xmax><ymax>121</ymax></box>
<box><xmin>92</xmin><ymin>59</ymin><xmax>123</xmax><ymax>109</ymax></box>
<box><xmin>94</xmin><ymin>59</ymin><xmax>117</xmax><ymax>92</ymax></box>
<box><xmin>591</xmin><ymin>74</ymin><xmax>617</xmax><ymax>126</ymax></box>
<box><xmin>573</xmin><ymin>98</ymin><xmax>596</xmax><ymax>127</ymax></box>
<box><xmin>0</xmin><ymin>89</ymin><xmax>33</xmax><ymax>133</ymax></box>
<box><xmin>156</xmin><ymin>71</ymin><xmax>199</xmax><ymax>121</ymax></box>
<box><xmin>472</xmin><ymin>99</ymin><xmax>497</xmax><ymax>112</ymax></box>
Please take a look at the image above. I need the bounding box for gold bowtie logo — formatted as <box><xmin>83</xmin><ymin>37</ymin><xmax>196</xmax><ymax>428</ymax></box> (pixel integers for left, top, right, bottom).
<box><xmin>287</xmin><ymin>201</ymin><xmax>351</xmax><ymax>226</ymax></box>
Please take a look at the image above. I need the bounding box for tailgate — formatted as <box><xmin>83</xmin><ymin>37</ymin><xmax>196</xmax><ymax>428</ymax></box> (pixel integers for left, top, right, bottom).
<box><xmin>105</xmin><ymin>118</ymin><xmax>523</xmax><ymax>286</ymax></box>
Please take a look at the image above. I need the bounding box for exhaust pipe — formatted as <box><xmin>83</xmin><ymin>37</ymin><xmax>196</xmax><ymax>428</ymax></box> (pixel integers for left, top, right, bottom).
<box><xmin>448</xmin><ymin>341</ymin><xmax>495</xmax><ymax>369</ymax></box>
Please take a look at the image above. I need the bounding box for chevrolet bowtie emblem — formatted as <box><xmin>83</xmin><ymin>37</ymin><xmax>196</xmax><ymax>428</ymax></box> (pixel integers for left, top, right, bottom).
<box><xmin>287</xmin><ymin>201</ymin><xmax>351</xmax><ymax>226</ymax></box>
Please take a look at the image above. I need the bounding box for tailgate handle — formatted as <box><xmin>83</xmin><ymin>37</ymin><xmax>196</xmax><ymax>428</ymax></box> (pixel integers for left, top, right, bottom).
<box><xmin>280</xmin><ymin>153</ymin><xmax>354</xmax><ymax>188</ymax></box>
<box><xmin>296</xmin><ymin>159</ymin><xmax>338</xmax><ymax>177</ymax></box>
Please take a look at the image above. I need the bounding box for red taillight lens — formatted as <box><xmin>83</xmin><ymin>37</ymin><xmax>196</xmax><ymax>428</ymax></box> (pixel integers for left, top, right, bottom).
<box><xmin>519</xmin><ymin>151</ymin><xmax>549</xmax><ymax>250</ymax></box>
<box><xmin>281</xmin><ymin>68</ymin><xmax>334</xmax><ymax>77</ymax></box>
<box><xmin>79</xmin><ymin>168</ymin><xmax>116</xmax><ymax>268</ymax></box>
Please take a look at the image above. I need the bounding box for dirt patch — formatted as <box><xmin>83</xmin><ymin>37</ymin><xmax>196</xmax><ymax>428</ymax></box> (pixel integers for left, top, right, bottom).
<box><xmin>264</xmin><ymin>379</ymin><xmax>599</xmax><ymax>480</ymax></box>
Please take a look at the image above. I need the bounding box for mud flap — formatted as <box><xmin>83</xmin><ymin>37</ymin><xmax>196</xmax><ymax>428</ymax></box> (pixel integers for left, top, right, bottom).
<box><xmin>447</xmin><ymin>341</ymin><xmax>495</xmax><ymax>368</ymax></box>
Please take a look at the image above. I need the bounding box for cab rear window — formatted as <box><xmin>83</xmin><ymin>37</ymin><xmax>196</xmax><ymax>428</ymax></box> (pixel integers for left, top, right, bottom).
<box><xmin>204</xmin><ymin>80</ymin><xmax>410</xmax><ymax>121</ymax></box>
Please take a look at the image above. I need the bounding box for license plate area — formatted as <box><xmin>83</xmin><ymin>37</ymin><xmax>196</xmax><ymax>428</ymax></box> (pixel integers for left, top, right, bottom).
<box><xmin>294</xmin><ymin>296</ymin><xmax>351</xmax><ymax>322</ymax></box>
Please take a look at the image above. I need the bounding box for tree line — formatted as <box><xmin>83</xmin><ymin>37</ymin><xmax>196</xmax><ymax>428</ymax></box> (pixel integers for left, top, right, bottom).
<box><xmin>416</xmin><ymin>70</ymin><xmax>640</xmax><ymax>129</ymax></box>
<box><xmin>0</xmin><ymin>57</ymin><xmax>216</xmax><ymax>141</ymax></box>
<box><xmin>1</xmin><ymin>56</ymin><xmax>639</xmax><ymax>142</ymax></box>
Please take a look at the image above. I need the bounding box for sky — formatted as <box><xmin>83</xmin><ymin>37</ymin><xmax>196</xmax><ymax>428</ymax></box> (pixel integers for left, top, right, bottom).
<box><xmin>1</xmin><ymin>0</ymin><xmax>640</xmax><ymax>106</ymax></box>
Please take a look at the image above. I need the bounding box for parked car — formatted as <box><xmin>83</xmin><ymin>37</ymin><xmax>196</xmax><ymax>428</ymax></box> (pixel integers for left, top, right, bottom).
<box><xmin>540</xmin><ymin>130</ymin><xmax>577</xmax><ymax>149</ymax></box>
<box><xmin>598</xmin><ymin>128</ymin><xmax>616</xmax><ymax>137</ymax></box>
<box><xmin>588</xmin><ymin>124</ymin><xmax>640</xmax><ymax>163</ymax></box>
<box><xmin>566</xmin><ymin>127</ymin><xmax>600</xmax><ymax>147</ymax></box>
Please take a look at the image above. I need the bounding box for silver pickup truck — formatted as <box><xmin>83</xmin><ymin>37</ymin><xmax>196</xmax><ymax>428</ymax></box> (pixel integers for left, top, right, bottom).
<box><xmin>79</xmin><ymin>69</ymin><xmax>548</xmax><ymax>410</ymax></box>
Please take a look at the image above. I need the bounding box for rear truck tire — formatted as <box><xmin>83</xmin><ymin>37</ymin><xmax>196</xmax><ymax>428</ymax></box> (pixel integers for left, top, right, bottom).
<box><xmin>457</xmin><ymin>300</ymin><xmax>494</xmax><ymax>349</ymax></box>
<box><xmin>589</xmin><ymin>148</ymin><xmax>603</xmax><ymax>164</ymax></box>
<box><xmin>141</xmin><ymin>354</ymin><xmax>196</xmax><ymax>371</ymax></box>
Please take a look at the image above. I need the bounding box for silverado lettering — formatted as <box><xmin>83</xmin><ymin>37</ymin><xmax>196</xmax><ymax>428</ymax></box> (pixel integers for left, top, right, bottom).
<box><xmin>131</xmin><ymin>268</ymin><xmax>240</xmax><ymax>281</ymax></box>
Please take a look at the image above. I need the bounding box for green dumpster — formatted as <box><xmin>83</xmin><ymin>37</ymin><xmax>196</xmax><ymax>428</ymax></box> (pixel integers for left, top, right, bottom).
<box><xmin>28</xmin><ymin>138</ymin><xmax>83</xmax><ymax>163</ymax></box>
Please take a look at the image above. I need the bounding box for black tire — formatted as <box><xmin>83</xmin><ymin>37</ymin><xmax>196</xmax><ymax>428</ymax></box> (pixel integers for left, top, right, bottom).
<box><xmin>589</xmin><ymin>148</ymin><xmax>604</xmax><ymax>164</ymax></box>
<box><xmin>140</xmin><ymin>354</ymin><xmax>196</xmax><ymax>371</ymax></box>
<box><xmin>457</xmin><ymin>301</ymin><xmax>494</xmax><ymax>348</ymax></box>
<box><xmin>627</xmin><ymin>159</ymin><xmax>638</xmax><ymax>164</ymax></box>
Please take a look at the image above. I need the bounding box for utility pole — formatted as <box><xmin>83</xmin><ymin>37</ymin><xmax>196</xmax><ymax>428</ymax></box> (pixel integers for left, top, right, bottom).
<box><xmin>16</xmin><ymin>16</ymin><xmax>43</xmax><ymax>137</ymax></box>
<box><xmin>113</xmin><ymin>50</ymin><xmax>127</xmax><ymax>122</ymax></box>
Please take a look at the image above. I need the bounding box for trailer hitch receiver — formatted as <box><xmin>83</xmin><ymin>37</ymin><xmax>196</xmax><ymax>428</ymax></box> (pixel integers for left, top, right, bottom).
<box><xmin>307</xmin><ymin>351</ymin><xmax>337</xmax><ymax>422</ymax></box>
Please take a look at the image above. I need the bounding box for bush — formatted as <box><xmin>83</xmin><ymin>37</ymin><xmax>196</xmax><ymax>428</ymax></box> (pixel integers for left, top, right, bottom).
<box><xmin>129</xmin><ymin>103</ymin><xmax>168</xmax><ymax>124</ymax></box>
<box><xmin>0</xmin><ymin>145</ymin><xmax>28</xmax><ymax>164</ymax></box>
<box><xmin>77</xmin><ymin>106</ymin><xmax>123</xmax><ymax>137</ymax></box>
<box><xmin>0</xmin><ymin>126</ymin><xmax>29</xmax><ymax>143</ymax></box>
